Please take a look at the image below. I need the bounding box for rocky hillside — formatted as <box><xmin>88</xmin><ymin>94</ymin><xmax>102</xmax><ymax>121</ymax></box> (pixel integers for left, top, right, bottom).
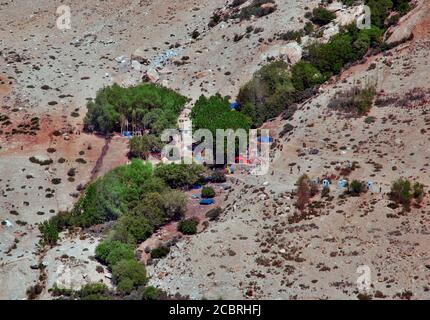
<box><xmin>1</xmin><ymin>0</ymin><xmax>430</xmax><ymax>300</ymax></box>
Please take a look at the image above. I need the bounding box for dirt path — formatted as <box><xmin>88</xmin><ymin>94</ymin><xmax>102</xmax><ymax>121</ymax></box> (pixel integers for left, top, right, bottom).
<box><xmin>90</xmin><ymin>138</ymin><xmax>111</xmax><ymax>181</ymax></box>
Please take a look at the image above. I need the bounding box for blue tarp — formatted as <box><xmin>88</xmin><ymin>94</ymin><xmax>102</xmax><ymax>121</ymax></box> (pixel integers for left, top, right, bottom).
<box><xmin>200</xmin><ymin>199</ymin><xmax>215</xmax><ymax>205</ymax></box>
<box><xmin>122</xmin><ymin>131</ymin><xmax>132</xmax><ymax>138</ymax></box>
<box><xmin>192</xmin><ymin>184</ymin><xmax>202</xmax><ymax>189</ymax></box>
<box><xmin>257</xmin><ymin>136</ymin><xmax>273</xmax><ymax>143</ymax></box>
<box><xmin>230</xmin><ymin>102</ymin><xmax>238</xmax><ymax>110</ymax></box>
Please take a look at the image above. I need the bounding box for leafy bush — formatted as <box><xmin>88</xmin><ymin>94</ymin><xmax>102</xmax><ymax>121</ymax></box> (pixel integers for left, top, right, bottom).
<box><xmin>205</xmin><ymin>207</ymin><xmax>222</xmax><ymax>221</ymax></box>
<box><xmin>84</xmin><ymin>83</ymin><xmax>187</xmax><ymax>135</ymax></box>
<box><xmin>142</xmin><ymin>286</ymin><xmax>163</xmax><ymax>300</ymax></box>
<box><xmin>201</xmin><ymin>186</ymin><xmax>216</xmax><ymax>199</ymax></box>
<box><xmin>129</xmin><ymin>135</ymin><xmax>163</xmax><ymax>159</ymax></box>
<box><xmin>308</xmin><ymin>25</ymin><xmax>382</xmax><ymax>77</ymax></box>
<box><xmin>237</xmin><ymin>0</ymin><xmax>277</xmax><ymax>21</ymax></box>
<box><xmin>311</xmin><ymin>7</ymin><xmax>337</xmax><ymax>26</ymax></box>
<box><xmin>38</xmin><ymin>221</ymin><xmax>59</xmax><ymax>245</ymax></box>
<box><xmin>329</xmin><ymin>85</ymin><xmax>377</xmax><ymax>116</ymax></box>
<box><xmin>237</xmin><ymin>61</ymin><xmax>296</xmax><ymax>127</ymax></box>
<box><xmin>150</xmin><ymin>246</ymin><xmax>170</xmax><ymax>259</ymax></box>
<box><xmin>70</xmin><ymin>160</ymin><xmax>153</xmax><ymax>227</ymax></box>
<box><xmin>291</xmin><ymin>61</ymin><xmax>325</xmax><ymax>92</ymax></box>
<box><xmin>79</xmin><ymin>283</ymin><xmax>110</xmax><ymax>300</ymax></box>
<box><xmin>161</xmin><ymin>190</ymin><xmax>188</xmax><ymax>220</ymax></box>
<box><xmin>154</xmin><ymin>163</ymin><xmax>205</xmax><ymax>189</ymax></box>
<box><xmin>365</xmin><ymin>0</ymin><xmax>393</xmax><ymax>28</ymax></box>
<box><xmin>178</xmin><ymin>219</ymin><xmax>198</xmax><ymax>235</ymax></box>
<box><xmin>413</xmin><ymin>182</ymin><xmax>425</xmax><ymax>203</ymax></box>
<box><xmin>113</xmin><ymin>214</ymin><xmax>154</xmax><ymax>244</ymax></box>
<box><xmin>112</xmin><ymin>259</ymin><xmax>147</xmax><ymax>294</ymax></box>
<box><xmin>95</xmin><ymin>240</ymin><xmax>135</xmax><ymax>267</ymax></box>
<box><xmin>390</xmin><ymin>178</ymin><xmax>412</xmax><ymax>206</ymax></box>
<box><xmin>349</xmin><ymin>180</ymin><xmax>366</xmax><ymax>196</ymax></box>
<box><xmin>393</xmin><ymin>0</ymin><xmax>411</xmax><ymax>15</ymax></box>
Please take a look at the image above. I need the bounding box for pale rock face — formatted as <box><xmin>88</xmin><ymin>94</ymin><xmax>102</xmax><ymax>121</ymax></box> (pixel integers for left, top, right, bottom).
<box><xmin>323</xmin><ymin>24</ymin><xmax>340</xmax><ymax>41</ymax></box>
<box><xmin>327</xmin><ymin>1</ymin><xmax>343</xmax><ymax>12</ymax></box>
<box><xmin>336</xmin><ymin>4</ymin><xmax>365</xmax><ymax>26</ymax></box>
<box><xmin>260</xmin><ymin>42</ymin><xmax>303</xmax><ymax>65</ymax></box>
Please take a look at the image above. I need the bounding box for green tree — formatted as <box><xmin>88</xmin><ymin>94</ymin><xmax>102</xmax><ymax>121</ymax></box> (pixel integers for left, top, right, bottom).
<box><xmin>95</xmin><ymin>240</ymin><xmax>135</xmax><ymax>267</ymax></box>
<box><xmin>129</xmin><ymin>135</ymin><xmax>163</xmax><ymax>159</ymax></box>
<box><xmin>162</xmin><ymin>190</ymin><xmax>188</xmax><ymax>220</ymax></box>
<box><xmin>237</xmin><ymin>61</ymin><xmax>296</xmax><ymax>127</ymax></box>
<box><xmin>291</xmin><ymin>61</ymin><xmax>325</xmax><ymax>91</ymax></box>
<box><xmin>112</xmin><ymin>259</ymin><xmax>147</xmax><ymax>294</ymax></box>
<box><xmin>365</xmin><ymin>0</ymin><xmax>393</xmax><ymax>28</ymax></box>
<box><xmin>390</xmin><ymin>178</ymin><xmax>412</xmax><ymax>206</ymax></box>
<box><xmin>84</xmin><ymin>83</ymin><xmax>187</xmax><ymax>135</ymax></box>
<box><xmin>154</xmin><ymin>163</ymin><xmax>205</xmax><ymax>189</ymax></box>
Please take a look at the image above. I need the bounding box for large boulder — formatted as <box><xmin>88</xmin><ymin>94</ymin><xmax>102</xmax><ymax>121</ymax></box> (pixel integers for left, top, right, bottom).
<box><xmin>131</xmin><ymin>47</ymin><xmax>150</xmax><ymax>65</ymax></box>
<box><xmin>142</xmin><ymin>67</ymin><xmax>160</xmax><ymax>82</ymax></box>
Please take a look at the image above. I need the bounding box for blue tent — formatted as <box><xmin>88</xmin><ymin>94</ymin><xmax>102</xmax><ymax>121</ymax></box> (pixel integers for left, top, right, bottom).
<box><xmin>192</xmin><ymin>184</ymin><xmax>202</xmax><ymax>190</ymax></box>
<box><xmin>122</xmin><ymin>131</ymin><xmax>132</xmax><ymax>138</ymax></box>
<box><xmin>200</xmin><ymin>199</ymin><xmax>215</xmax><ymax>205</ymax></box>
<box><xmin>230</xmin><ymin>102</ymin><xmax>238</xmax><ymax>110</ymax></box>
<box><xmin>257</xmin><ymin>136</ymin><xmax>273</xmax><ymax>143</ymax></box>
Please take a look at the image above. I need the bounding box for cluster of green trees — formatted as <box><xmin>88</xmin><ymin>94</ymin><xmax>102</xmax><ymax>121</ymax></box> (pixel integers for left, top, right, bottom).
<box><xmin>84</xmin><ymin>83</ymin><xmax>188</xmax><ymax>135</ymax></box>
<box><xmin>42</xmin><ymin>160</ymin><xmax>210</xmax><ymax>297</ymax></box>
<box><xmin>129</xmin><ymin>135</ymin><xmax>163</xmax><ymax>159</ymax></box>
<box><xmin>236</xmin><ymin>23</ymin><xmax>383</xmax><ymax>126</ymax></box>
<box><xmin>234</xmin><ymin>0</ymin><xmax>414</xmax><ymax>127</ymax></box>
<box><xmin>40</xmin><ymin>161</ymin><xmax>205</xmax><ymax>246</ymax></box>
<box><xmin>191</xmin><ymin>94</ymin><xmax>252</xmax><ymax>136</ymax></box>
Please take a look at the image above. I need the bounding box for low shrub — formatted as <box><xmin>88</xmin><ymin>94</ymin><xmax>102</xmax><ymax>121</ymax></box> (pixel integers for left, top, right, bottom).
<box><xmin>142</xmin><ymin>286</ymin><xmax>163</xmax><ymax>300</ymax></box>
<box><xmin>38</xmin><ymin>221</ymin><xmax>59</xmax><ymax>245</ymax></box>
<box><xmin>390</xmin><ymin>178</ymin><xmax>412</xmax><ymax>207</ymax></box>
<box><xmin>201</xmin><ymin>186</ymin><xmax>216</xmax><ymax>199</ymax></box>
<box><xmin>150</xmin><ymin>246</ymin><xmax>170</xmax><ymax>259</ymax></box>
<box><xmin>348</xmin><ymin>180</ymin><xmax>366</xmax><ymax>196</ymax></box>
<box><xmin>311</xmin><ymin>7</ymin><xmax>336</xmax><ymax>26</ymax></box>
<box><xmin>178</xmin><ymin>219</ymin><xmax>198</xmax><ymax>235</ymax></box>
<box><xmin>205</xmin><ymin>207</ymin><xmax>222</xmax><ymax>221</ymax></box>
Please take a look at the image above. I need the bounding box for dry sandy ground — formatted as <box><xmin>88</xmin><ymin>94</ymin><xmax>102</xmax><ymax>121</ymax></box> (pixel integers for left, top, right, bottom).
<box><xmin>1</xmin><ymin>0</ymin><xmax>430</xmax><ymax>300</ymax></box>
